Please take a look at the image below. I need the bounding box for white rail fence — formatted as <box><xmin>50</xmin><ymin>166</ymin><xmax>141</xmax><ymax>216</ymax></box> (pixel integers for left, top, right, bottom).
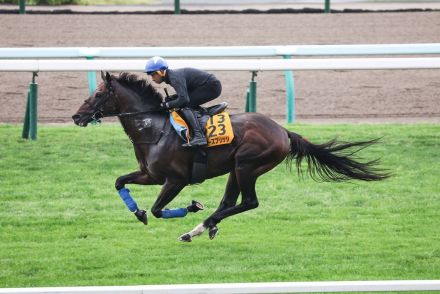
<box><xmin>1</xmin><ymin>44</ymin><xmax>440</xmax><ymax>58</ymax></box>
<box><xmin>1</xmin><ymin>280</ymin><xmax>440</xmax><ymax>294</ymax></box>
<box><xmin>1</xmin><ymin>57</ymin><xmax>440</xmax><ymax>71</ymax></box>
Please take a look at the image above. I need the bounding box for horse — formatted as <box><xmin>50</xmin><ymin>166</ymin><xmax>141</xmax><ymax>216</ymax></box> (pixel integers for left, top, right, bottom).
<box><xmin>72</xmin><ymin>71</ymin><xmax>389</xmax><ymax>242</ymax></box>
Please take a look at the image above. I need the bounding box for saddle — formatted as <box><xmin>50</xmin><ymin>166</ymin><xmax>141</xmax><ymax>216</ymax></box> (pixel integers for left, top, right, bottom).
<box><xmin>194</xmin><ymin>102</ymin><xmax>229</xmax><ymax>125</ymax></box>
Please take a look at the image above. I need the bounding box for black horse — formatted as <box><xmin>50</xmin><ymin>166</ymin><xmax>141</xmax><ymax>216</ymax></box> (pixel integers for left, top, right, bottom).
<box><xmin>72</xmin><ymin>72</ymin><xmax>389</xmax><ymax>242</ymax></box>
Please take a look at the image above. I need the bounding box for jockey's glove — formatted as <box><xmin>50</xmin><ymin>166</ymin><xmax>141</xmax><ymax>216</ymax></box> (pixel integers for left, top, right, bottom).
<box><xmin>159</xmin><ymin>102</ymin><xmax>171</xmax><ymax>110</ymax></box>
<box><xmin>165</xmin><ymin>94</ymin><xmax>178</xmax><ymax>102</ymax></box>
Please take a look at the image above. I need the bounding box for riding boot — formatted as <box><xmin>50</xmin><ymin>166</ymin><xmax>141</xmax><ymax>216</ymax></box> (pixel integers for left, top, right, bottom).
<box><xmin>179</xmin><ymin>107</ymin><xmax>207</xmax><ymax>147</ymax></box>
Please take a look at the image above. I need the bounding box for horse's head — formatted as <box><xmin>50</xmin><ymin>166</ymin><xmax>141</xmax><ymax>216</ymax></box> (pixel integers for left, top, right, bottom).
<box><xmin>72</xmin><ymin>71</ymin><xmax>118</xmax><ymax>127</ymax></box>
<box><xmin>72</xmin><ymin>71</ymin><xmax>163</xmax><ymax>127</ymax></box>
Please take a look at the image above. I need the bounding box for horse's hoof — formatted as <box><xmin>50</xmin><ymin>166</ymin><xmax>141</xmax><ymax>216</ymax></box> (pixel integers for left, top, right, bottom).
<box><xmin>187</xmin><ymin>200</ymin><xmax>204</xmax><ymax>213</ymax></box>
<box><xmin>134</xmin><ymin>209</ymin><xmax>148</xmax><ymax>225</ymax></box>
<box><xmin>178</xmin><ymin>234</ymin><xmax>192</xmax><ymax>242</ymax></box>
<box><xmin>209</xmin><ymin>226</ymin><xmax>218</xmax><ymax>240</ymax></box>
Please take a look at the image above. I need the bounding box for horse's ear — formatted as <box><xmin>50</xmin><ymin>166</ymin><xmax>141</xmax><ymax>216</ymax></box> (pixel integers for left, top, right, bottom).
<box><xmin>105</xmin><ymin>72</ymin><xmax>111</xmax><ymax>83</ymax></box>
<box><xmin>100</xmin><ymin>71</ymin><xmax>106</xmax><ymax>81</ymax></box>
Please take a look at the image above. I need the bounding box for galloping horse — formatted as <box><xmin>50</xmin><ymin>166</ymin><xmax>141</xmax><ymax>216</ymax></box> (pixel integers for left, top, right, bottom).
<box><xmin>72</xmin><ymin>72</ymin><xmax>389</xmax><ymax>242</ymax></box>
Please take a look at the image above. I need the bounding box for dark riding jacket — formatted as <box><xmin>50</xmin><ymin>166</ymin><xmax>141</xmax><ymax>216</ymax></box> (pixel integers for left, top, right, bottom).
<box><xmin>164</xmin><ymin>68</ymin><xmax>222</xmax><ymax>108</ymax></box>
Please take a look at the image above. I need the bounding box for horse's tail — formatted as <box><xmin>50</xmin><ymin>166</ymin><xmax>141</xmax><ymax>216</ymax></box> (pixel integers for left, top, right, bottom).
<box><xmin>286</xmin><ymin>131</ymin><xmax>390</xmax><ymax>182</ymax></box>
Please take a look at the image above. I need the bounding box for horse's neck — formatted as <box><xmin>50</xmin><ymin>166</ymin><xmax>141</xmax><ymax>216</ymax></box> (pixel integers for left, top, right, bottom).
<box><xmin>115</xmin><ymin>89</ymin><xmax>146</xmax><ymax>114</ymax></box>
<box><xmin>120</xmin><ymin>112</ymin><xmax>169</xmax><ymax>145</ymax></box>
<box><xmin>112</xmin><ymin>81</ymin><xmax>168</xmax><ymax>144</ymax></box>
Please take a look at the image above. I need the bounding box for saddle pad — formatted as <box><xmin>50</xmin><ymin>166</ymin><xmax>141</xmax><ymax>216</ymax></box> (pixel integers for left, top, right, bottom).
<box><xmin>206</xmin><ymin>112</ymin><xmax>234</xmax><ymax>147</ymax></box>
<box><xmin>170</xmin><ymin>111</ymin><xmax>234</xmax><ymax>147</ymax></box>
<box><xmin>170</xmin><ymin>111</ymin><xmax>189</xmax><ymax>141</ymax></box>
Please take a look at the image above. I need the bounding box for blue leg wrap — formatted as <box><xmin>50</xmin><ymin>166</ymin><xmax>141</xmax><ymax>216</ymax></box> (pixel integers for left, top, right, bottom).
<box><xmin>161</xmin><ymin>208</ymin><xmax>188</xmax><ymax>219</ymax></box>
<box><xmin>118</xmin><ymin>188</ymin><xmax>139</xmax><ymax>212</ymax></box>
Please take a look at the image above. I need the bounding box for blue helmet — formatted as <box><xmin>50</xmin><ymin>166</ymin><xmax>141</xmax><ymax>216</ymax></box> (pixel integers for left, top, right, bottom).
<box><xmin>144</xmin><ymin>56</ymin><xmax>168</xmax><ymax>74</ymax></box>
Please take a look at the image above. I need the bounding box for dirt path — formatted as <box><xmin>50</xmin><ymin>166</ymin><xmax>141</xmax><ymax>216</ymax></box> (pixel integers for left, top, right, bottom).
<box><xmin>0</xmin><ymin>12</ymin><xmax>439</xmax><ymax>123</ymax></box>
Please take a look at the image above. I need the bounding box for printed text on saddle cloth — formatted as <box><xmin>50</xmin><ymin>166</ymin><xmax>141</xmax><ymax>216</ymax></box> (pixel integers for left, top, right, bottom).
<box><xmin>205</xmin><ymin>112</ymin><xmax>234</xmax><ymax>147</ymax></box>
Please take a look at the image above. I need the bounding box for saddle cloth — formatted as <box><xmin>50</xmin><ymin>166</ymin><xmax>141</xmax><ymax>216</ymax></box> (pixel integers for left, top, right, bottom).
<box><xmin>169</xmin><ymin>102</ymin><xmax>234</xmax><ymax>147</ymax></box>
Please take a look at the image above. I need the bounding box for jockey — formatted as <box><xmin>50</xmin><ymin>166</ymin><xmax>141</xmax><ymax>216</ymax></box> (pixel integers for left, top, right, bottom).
<box><xmin>144</xmin><ymin>56</ymin><xmax>222</xmax><ymax>147</ymax></box>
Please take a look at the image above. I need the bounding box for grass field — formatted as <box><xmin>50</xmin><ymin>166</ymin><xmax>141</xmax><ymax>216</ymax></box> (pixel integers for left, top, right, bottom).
<box><xmin>0</xmin><ymin>123</ymin><xmax>439</xmax><ymax>289</ymax></box>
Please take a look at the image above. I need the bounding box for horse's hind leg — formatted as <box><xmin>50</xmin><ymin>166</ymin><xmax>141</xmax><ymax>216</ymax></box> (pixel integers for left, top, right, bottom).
<box><xmin>201</xmin><ymin>142</ymin><xmax>287</xmax><ymax>239</ymax></box>
<box><xmin>202</xmin><ymin>168</ymin><xmax>259</xmax><ymax>239</ymax></box>
<box><xmin>205</xmin><ymin>171</ymin><xmax>242</xmax><ymax>238</ymax></box>
<box><xmin>179</xmin><ymin>171</ymin><xmax>240</xmax><ymax>242</ymax></box>
<box><xmin>213</xmin><ymin>171</ymin><xmax>241</xmax><ymax>213</ymax></box>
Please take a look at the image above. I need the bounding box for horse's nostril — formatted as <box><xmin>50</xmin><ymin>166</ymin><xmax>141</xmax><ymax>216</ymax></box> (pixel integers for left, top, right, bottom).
<box><xmin>72</xmin><ymin>114</ymin><xmax>83</xmax><ymax>125</ymax></box>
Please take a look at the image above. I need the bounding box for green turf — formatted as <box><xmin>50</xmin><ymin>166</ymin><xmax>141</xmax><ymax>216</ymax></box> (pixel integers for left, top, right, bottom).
<box><xmin>0</xmin><ymin>123</ymin><xmax>439</xmax><ymax>288</ymax></box>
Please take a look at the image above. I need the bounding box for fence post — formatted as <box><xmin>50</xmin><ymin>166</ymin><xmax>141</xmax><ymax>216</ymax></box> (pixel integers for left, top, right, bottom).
<box><xmin>86</xmin><ymin>56</ymin><xmax>97</xmax><ymax>95</ymax></box>
<box><xmin>29</xmin><ymin>72</ymin><xmax>38</xmax><ymax>140</ymax></box>
<box><xmin>22</xmin><ymin>91</ymin><xmax>30</xmax><ymax>139</ymax></box>
<box><xmin>19</xmin><ymin>0</ymin><xmax>26</xmax><ymax>14</ymax></box>
<box><xmin>283</xmin><ymin>55</ymin><xmax>295</xmax><ymax>123</ymax></box>
<box><xmin>22</xmin><ymin>72</ymin><xmax>38</xmax><ymax>140</ymax></box>
<box><xmin>245</xmin><ymin>88</ymin><xmax>250</xmax><ymax>112</ymax></box>
<box><xmin>174</xmin><ymin>0</ymin><xmax>180</xmax><ymax>14</ymax></box>
<box><xmin>247</xmin><ymin>71</ymin><xmax>257</xmax><ymax>113</ymax></box>
<box><xmin>325</xmin><ymin>0</ymin><xmax>331</xmax><ymax>13</ymax></box>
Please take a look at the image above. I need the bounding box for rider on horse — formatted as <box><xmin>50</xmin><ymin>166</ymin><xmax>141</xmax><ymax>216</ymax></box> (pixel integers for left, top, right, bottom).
<box><xmin>144</xmin><ymin>56</ymin><xmax>222</xmax><ymax>147</ymax></box>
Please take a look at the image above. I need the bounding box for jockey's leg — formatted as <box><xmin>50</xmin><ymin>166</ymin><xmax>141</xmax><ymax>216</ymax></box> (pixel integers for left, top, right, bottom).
<box><xmin>188</xmin><ymin>78</ymin><xmax>222</xmax><ymax>106</ymax></box>
<box><xmin>179</xmin><ymin>107</ymin><xmax>207</xmax><ymax>147</ymax></box>
<box><xmin>178</xmin><ymin>78</ymin><xmax>221</xmax><ymax>148</ymax></box>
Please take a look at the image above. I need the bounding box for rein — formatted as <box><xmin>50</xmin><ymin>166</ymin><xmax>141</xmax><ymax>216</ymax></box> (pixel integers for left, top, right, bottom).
<box><xmin>102</xmin><ymin>109</ymin><xmax>163</xmax><ymax>118</ymax></box>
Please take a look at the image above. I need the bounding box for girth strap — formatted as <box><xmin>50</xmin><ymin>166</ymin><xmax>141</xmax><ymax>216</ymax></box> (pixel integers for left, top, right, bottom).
<box><xmin>190</xmin><ymin>149</ymin><xmax>208</xmax><ymax>184</ymax></box>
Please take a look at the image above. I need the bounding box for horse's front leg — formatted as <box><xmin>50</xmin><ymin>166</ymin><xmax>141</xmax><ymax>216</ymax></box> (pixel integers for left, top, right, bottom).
<box><xmin>150</xmin><ymin>180</ymin><xmax>188</xmax><ymax>219</ymax></box>
<box><xmin>115</xmin><ymin>170</ymin><xmax>158</xmax><ymax>190</ymax></box>
<box><xmin>115</xmin><ymin>170</ymin><xmax>158</xmax><ymax>225</ymax></box>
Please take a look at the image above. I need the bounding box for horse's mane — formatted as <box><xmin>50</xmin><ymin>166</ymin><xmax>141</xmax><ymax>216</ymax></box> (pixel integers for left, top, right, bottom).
<box><xmin>115</xmin><ymin>72</ymin><xmax>163</xmax><ymax>106</ymax></box>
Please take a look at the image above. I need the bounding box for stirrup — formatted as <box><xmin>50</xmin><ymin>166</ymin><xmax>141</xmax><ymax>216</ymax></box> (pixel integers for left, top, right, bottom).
<box><xmin>182</xmin><ymin>136</ymin><xmax>207</xmax><ymax>147</ymax></box>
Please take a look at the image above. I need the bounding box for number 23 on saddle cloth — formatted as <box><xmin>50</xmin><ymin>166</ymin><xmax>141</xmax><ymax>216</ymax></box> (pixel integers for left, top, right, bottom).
<box><xmin>170</xmin><ymin>111</ymin><xmax>234</xmax><ymax>147</ymax></box>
